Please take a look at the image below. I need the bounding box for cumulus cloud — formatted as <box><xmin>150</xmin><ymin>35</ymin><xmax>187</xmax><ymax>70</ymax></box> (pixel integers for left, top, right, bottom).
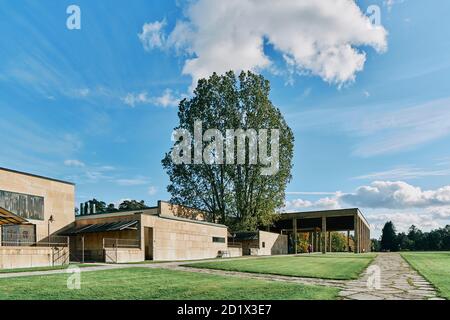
<box><xmin>367</xmin><ymin>211</ymin><xmax>441</xmax><ymax>233</ymax></box>
<box><xmin>138</xmin><ymin>20</ymin><xmax>167</xmax><ymax>51</ymax></box>
<box><xmin>141</xmin><ymin>0</ymin><xmax>388</xmax><ymax>88</ymax></box>
<box><xmin>341</xmin><ymin>181</ymin><xmax>450</xmax><ymax>209</ymax></box>
<box><xmin>284</xmin><ymin>196</ymin><xmax>341</xmax><ymax>212</ymax></box>
<box><xmin>122</xmin><ymin>89</ymin><xmax>182</xmax><ymax>108</ymax></box>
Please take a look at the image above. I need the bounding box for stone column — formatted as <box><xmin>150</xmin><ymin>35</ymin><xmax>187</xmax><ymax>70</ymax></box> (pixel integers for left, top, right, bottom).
<box><xmin>293</xmin><ymin>218</ymin><xmax>297</xmax><ymax>254</ymax></box>
<box><xmin>328</xmin><ymin>231</ymin><xmax>332</xmax><ymax>252</ymax></box>
<box><xmin>354</xmin><ymin>215</ymin><xmax>359</xmax><ymax>254</ymax></box>
<box><xmin>347</xmin><ymin>230</ymin><xmax>350</xmax><ymax>252</ymax></box>
<box><xmin>321</xmin><ymin>216</ymin><xmax>327</xmax><ymax>254</ymax></box>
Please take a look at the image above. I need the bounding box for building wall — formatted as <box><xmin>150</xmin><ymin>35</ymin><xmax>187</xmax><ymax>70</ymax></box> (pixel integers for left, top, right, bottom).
<box><xmin>141</xmin><ymin>214</ymin><xmax>228</xmax><ymax>261</ymax></box>
<box><xmin>72</xmin><ymin>210</ymin><xmax>228</xmax><ymax>262</ymax></box>
<box><xmin>258</xmin><ymin>231</ymin><xmax>288</xmax><ymax>255</ymax></box>
<box><xmin>0</xmin><ymin>168</ymin><xmax>75</xmax><ymax>242</ymax></box>
<box><xmin>158</xmin><ymin>201</ymin><xmax>206</xmax><ymax>221</ymax></box>
<box><xmin>0</xmin><ymin>246</ymin><xmax>69</xmax><ymax>269</ymax></box>
<box><xmin>69</xmin><ymin>213</ymin><xmax>143</xmax><ymax>261</ymax></box>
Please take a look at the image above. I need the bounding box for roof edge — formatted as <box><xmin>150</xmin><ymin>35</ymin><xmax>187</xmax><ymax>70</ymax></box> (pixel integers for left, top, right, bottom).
<box><xmin>0</xmin><ymin>167</ymin><xmax>75</xmax><ymax>186</ymax></box>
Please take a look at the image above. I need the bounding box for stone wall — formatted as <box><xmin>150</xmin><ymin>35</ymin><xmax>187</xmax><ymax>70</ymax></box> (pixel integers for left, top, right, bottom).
<box><xmin>0</xmin><ymin>246</ymin><xmax>69</xmax><ymax>269</ymax></box>
<box><xmin>258</xmin><ymin>231</ymin><xmax>288</xmax><ymax>255</ymax></box>
<box><xmin>0</xmin><ymin>168</ymin><xmax>75</xmax><ymax>241</ymax></box>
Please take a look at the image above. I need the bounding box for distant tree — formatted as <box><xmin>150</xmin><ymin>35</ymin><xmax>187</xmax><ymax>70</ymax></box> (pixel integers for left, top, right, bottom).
<box><xmin>106</xmin><ymin>203</ymin><xmax>118</xmax><ymax>212</ymax></box>
<box><xmin>442</xmin><ymin>225</ymin><xmax>450</xmax><ymax>250</ymax></box>
<box><xmin>74</xmin><ymin>207</ymin><xmax>79</xmax><ymax>215</ymax></box>
<box><xmin>330</xmin><ymin>232</ymin><xmax>347</xmax><ymax>252</ymax></box>
<box><xmin>118</xmin><ymin>200</ymin><xmax>147</xmax><ymax>211</ymax></box>
<box><xmin>84</xmin><ymin>198</ymin><xmax>107</xmax><ymax>213</ymax></box>
<box><xmin>371</xmin><ymin>238</ymin><xmax>381</xmax><ymax>252</ymax></box>
<box><xmin>396</xmin><ymin>232</ymin><xmax>414</xmax><ymax>251</ymax></box>
<box><xmin>381</xmin><ymin>221</ymin><xmax>398</xmax><ymax>251</ymax></box>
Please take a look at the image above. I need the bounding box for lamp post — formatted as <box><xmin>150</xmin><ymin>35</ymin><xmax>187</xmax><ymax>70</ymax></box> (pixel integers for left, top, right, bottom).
<box><xmin>48</xmin><ymin>215</ymin><xmax>54</xmax><ymax>246</ymax></box>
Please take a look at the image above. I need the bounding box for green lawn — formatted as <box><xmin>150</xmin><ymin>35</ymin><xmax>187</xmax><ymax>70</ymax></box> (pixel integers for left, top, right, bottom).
<box><xmin>0</xmin><ymin>264</ymin><xmax>100</xmax><ymax>274</ymax></box>
<box><xmin>186</xmin><ymin>253</ymin><xmax>376</xmax><ymax>280</ymax></box>
<box><xmin>401</xmin><ymin>252</ymin><xmax>450</xmax><ymax>299</ymax></box>
<box><xmin>0</xmin><ymin>267</ymin><xmax>338</xmax><ymax>300</ymax></box>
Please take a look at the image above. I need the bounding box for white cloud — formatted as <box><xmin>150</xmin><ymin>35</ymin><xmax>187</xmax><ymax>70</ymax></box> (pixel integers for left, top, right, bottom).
<box><xmin>383</xmin><ymin>0</ymin><xmax>405</xmax><ymax>12</ymax></box>
<box><xmin>64</xmin><ymin>159</ymin><xmax>85</xmax><ymax>167</ymax></box>
<box><xmin>353</xmin><ymin>166</ymin><xmax>450</xmax><ymax>180</ymax></box>
<box><xmin>284</xmin><ymin>196</ymin><xmax>341</xmax><ymax>212</ymax></box>
<box><xmin>291</xmin><ymin>97</ymin><xmax>450</xmax><ymax>157</ymax></box>
<box><xmin>341</xmin><ymin>181</ymin><xmax>450</xmax><ymax>209</ymax></box>
<box><xmin>142</xmin><ymin>0</ymin><xmax>387</xmax><ymax>88</ymax></box>
<box><xmin>367</xmin><ymin>211</ymin><xmax>441</xmax><ymax>234</ymax></box>
<box><xmin>122</xmin><ymin>89</ymin><xmax>182</xmax><ymax>108</ymax></box>
<box><xmin>138</xmin><ymin>20</ymin><xmax>167</xmax><ymax>51</ymax></box>
<box><xmin>116</xmin><ymin>177</ymin><xmax>150</xmax><ymax>186</ymax></box>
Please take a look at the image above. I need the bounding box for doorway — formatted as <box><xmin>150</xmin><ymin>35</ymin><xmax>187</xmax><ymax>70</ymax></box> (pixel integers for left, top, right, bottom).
<box><xmin>144</xmin><ymin>227</ymin><xmax>154</xmax><ymax>260</ymax></box>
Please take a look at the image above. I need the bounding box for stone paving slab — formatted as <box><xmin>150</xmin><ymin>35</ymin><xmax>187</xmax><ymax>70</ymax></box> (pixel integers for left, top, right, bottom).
<box><xmin>339</xmin><ymin>252</ymin><xmax>441</xmax><ymax>300</ymax></box>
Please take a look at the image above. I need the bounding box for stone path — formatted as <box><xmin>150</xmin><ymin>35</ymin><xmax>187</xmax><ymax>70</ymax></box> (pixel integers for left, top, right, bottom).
<box><xmin>339</xmin><ymin>253</ymin><xmax>443</xmax><ymax>300</ymax></box>
<box><xmin>165</xmin><ymin>264</ymin><xmax>348</xmax><ymax>288</ymax></box>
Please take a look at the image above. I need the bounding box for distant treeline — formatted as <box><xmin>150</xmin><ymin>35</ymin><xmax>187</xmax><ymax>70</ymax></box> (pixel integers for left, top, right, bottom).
<box><xmin>372</xmin><ymin>221</ymin><xmax>450</xmax><ymax>252</ymax></box>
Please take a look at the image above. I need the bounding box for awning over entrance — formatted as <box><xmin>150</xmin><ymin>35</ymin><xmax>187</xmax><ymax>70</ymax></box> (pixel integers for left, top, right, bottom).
<box><xmin>0</xmin><ymin>206</ymin><xmax>29</xmax><ymax>225</ymax></box>
<box><xmin>61</xmin><ymin>220</ymin><xmax>139</xmax><ymax>236</ymax></box>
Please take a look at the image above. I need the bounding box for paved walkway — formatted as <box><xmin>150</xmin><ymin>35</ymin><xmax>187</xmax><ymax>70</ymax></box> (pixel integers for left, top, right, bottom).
<box><xmin>339</xmin><ymin>253</ymin><xmax>442</xmax><ymax>300</ymax></box>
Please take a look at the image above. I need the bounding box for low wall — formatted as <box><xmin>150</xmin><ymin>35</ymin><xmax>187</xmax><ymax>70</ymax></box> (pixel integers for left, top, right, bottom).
<box><xmin>104</xmin><ymin>248</ymin><xmax>144</xmax><ymax>263</ymax></box>
<box><xmin>0</xmin><ymin>246</ymin><xmax>69</xmax><ymax>269</ymax></box>
<box><xmin>227</xmin><ymin>246</ymin><xmax>242</xmax><ymax>257</ymax></box>
<box><xmin>259</xmin><ymin>231</ymin><xmax>288</xmax><ymax>255</ymax></box>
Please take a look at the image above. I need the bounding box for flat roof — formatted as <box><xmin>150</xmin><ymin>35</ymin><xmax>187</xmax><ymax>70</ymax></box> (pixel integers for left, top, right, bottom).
<box><xmin>278</xmin><ymin>208</ymin><xmax>370</xmax><ymax>227</ymax></box>
<box><xmin>0</xmin><ymin>167</ymin><xmax>75</xmax><ymax>186</ymax></box>
<box><xmin>75</xmin><ymin>208</ymin><xmax>227</xmax><ymax>228</ymax></box>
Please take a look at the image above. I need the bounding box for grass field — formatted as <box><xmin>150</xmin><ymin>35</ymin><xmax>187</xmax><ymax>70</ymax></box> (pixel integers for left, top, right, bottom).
<box><xmin>0</xmin><ymin>264</ymin><xmax>100</xmax><ymax>274</ymax></box>
<box><xmin>186</xmin><ymin>253</ymin><xmax>376</xmax><ymax>280</ymax></box>
<box><xmin>0</xmin><ymin>267</ymin><xmax>338</xmax><ymax>300</ymax></box>
<box><xmin>401</xmin><ymin>252</ymin><xmax>450</xmax><ymax>299</ymax></box>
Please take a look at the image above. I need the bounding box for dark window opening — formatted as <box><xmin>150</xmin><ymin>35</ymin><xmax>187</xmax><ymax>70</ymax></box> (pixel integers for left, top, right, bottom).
<box><xmin>262</xmin><ymin>242</ymin><xmax>266</xmax><ymax>248</ymax></box>
<box><xmin>212</xmin><ymin>236</ymin><xmax>225</xmax><ymax>243</ymax></box>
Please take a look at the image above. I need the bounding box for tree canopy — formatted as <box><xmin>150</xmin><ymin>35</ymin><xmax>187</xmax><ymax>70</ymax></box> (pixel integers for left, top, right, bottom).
<box><xmin>375</xmin><ymin>222</ymin><xmax>450</xmax><ymax>251</ymax></box>
<box><xmin>162</xmin><ymin>71</ymin><xmax>294</xmax><ymax>231</ymax></box>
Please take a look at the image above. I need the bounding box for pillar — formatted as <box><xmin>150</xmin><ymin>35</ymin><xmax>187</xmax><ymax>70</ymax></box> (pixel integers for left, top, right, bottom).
<box><xmin>329</xmin><ymin>231</ymin><xmax>332</xmax><ymax>253</ymax></box>
<box><xmin>354</xmin><ymin>215</ymin><xmax>359</xmax><ymax>254</ymax></box>
<box><xmin>293</xmin><ymin>218</ymin><xmax>297</xmax><ymax>254</ymax></box>
<box><xmin>321</xmin><ymin>216</ymin><xmax>327</xmax><ymax>254</ymax></box>
<box><xmin>347</xmin><ymin>230</ymin><xmax>350</xmax><ymax>252</ymax></box>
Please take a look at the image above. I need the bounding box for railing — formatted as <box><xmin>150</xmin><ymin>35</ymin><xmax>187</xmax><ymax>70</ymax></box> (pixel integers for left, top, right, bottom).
<box><xmin>1</xmin><ymin>236</ymin><xmax>69</xmax><ymax>247</ymax></box>
<box><xmin>227</xmin><ymin>242</ymin><xmax>242</xmax><ymax>248</ymax></box>
<box><xmin>103</xmin><ymin>238</ymin><xmax>140</xmax><ymax>249</ymax></box>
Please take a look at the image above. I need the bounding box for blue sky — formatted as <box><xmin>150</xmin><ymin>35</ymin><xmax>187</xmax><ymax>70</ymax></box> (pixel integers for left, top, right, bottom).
<box><xmin>1</xmin><ymin>0</ymin><xmax>450</xmax><ymax>237</ymax></box>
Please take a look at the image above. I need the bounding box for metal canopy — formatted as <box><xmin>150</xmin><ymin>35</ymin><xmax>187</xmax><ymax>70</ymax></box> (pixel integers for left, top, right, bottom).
<box><xmin>61</xmin><ymin>220</ymin><xmax>139</xmax><ymax>236</ymax></box>
<box><xmin>0</xmin><ymin>206</ymin><xmax>29</xmax><ymax>225</ymax></box>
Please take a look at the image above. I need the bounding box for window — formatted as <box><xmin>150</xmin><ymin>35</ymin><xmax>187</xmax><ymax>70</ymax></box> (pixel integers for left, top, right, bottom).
<box><xmin>212</xmin><ymin>236</ymin><xmax>225</xmax><ymax>243</ymax></box>
<box><xmin>1</xmin><ymin>224</ymin><xmax>36</xmax><ymax>246</ymax></box>
<box><xmin>262</xmin><ymin>242</ymin><xmax>266</xmax><ymax>248</ymax></box>
<box><xmin>0</xmin><ymin>190</ymin><xmax>44</xmax><ymax>220</ymax></box>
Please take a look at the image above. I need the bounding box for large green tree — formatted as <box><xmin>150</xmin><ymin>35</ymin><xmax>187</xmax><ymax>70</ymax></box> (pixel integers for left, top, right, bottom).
<box><xmin>380</xmin><ymin>221</ymin><xmax>398</xmax><ymax>251</ymax></box>
<box><xmin>162</xmin><ymin>71</ymin><xmax>294</xmax><ymax>230</ymax></box>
